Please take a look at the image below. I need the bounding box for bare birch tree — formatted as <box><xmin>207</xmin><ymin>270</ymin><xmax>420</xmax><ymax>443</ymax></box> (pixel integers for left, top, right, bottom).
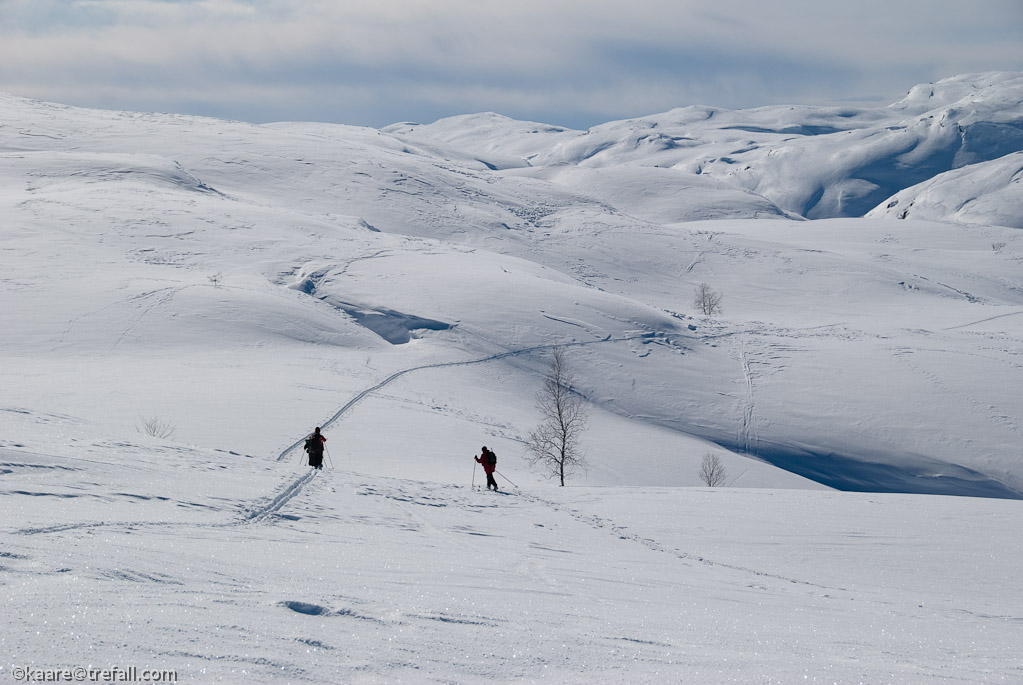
<box><xmin>526</xmin><ymin>346</ymin><xmax>588</xmax><ymax>486</ymax></box>
<box><xmin>694</xmin><ymin>282</ymin><xmax>723</xmax><ymax>316</ymax></box>
<box><xmin>699</xmin><ymin>452</ymin><xmax>728</xmax><ymax>487</ymax></box>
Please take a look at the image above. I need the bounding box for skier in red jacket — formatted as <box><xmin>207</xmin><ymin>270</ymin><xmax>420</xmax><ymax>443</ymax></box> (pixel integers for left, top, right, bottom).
<box><xmin>475</xmin><ymin>446</ymin><xmax>498</xmax><ymax>491</ymax></box>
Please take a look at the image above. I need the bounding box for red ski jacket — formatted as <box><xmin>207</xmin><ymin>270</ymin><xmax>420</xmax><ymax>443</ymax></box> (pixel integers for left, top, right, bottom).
<box><xmin>475</xmin><ymin>452</ymin><xmax>496</xmax><ymax>473</ymax></box>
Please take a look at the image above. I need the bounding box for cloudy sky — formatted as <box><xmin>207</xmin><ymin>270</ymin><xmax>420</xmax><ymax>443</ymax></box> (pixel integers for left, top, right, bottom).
<box><xmin>1</xmin><ymin>0</ymin><xmax>1021</xmax><ymax>129</ymax></box>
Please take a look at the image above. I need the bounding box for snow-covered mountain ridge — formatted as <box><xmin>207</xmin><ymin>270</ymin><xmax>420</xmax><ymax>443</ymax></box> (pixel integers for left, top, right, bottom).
<box><xmin>389</xmin><ymin>71</ymin><xmax>1023</xmax><ymax>222</ymax></box>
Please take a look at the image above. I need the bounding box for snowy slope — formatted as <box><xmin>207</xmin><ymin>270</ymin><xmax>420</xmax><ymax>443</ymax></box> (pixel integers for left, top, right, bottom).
<box><xmin>867</xmin><ymin>150</ymin><xmax>1023</xmax><ymax>228</ymax></box>
<box><xmin>502</xmin><ymin>164</ymin><xmax>795</xmax><ymax>223</ymax></box>
<box><xmin>382</xmin><ymin>112</ymin><xmax>580</xmax><ymax>170</ymax></box>
<box><xmin>2</xmin><ymin>418</ymin><xmax>1021</xmax><ymax>683</ymax></box>
<box><xmin>2</xmin><ymin>73</ymin><xmax>1023</xmax><ymax>682</ymax></box>
<box><xmin>2</xmin><ymin>76</ymin><xmax>1023</xmax><ymax>497</ymax></box>
<box><xmin>0</xmin><ymin>103</ymin><xmax>814</xmax><ymax>488</ymax></box>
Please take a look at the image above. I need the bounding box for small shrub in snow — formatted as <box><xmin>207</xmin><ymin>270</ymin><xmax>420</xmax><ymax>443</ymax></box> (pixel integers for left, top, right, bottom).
<box><xmin>137</xmin><ymin>416</ymin><xmax>176</xmax><ymax>439</ymax></box>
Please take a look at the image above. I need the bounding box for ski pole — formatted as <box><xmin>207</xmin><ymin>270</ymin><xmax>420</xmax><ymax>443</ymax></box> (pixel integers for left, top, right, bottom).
<box><xmin>325</xmin><ymin>447</ymin><xmax>335</xmax><ymax>469</ymax></box>
<box><xmin>472</xmin><ymin>461</ymin><xmax>477</xmax><ymax>489</ymax></box>
<box><xmin>493</xmin><ymin>470</ymin><xmax>515</xmax><ymax>490</ymax></box>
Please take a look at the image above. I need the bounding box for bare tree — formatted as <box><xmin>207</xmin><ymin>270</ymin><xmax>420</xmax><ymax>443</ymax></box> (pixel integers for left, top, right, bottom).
<box><xmin>137</xmin><ymin>415</ymin><xmax>176</xmax><ymax>439</ymax></box>
<box><xmin>526</xmin><ymin>346</ymin><xmax>589</xmax><ymax>486</ymax></box>
<box><xmin>694</xmin><ymin>282</ymin><xmax>723</xmax><ymax>316</ymax></box>
<box><xmin>698</xmin><ymin>452</ymin><xmax>728</xmax><ymax>487</ymax></box>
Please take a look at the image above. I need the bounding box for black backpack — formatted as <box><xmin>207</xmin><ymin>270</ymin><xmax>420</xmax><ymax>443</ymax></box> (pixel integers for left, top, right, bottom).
<box><xmin>486</xmin><ymin>449</ymin><xmax>497</xmax><ymax>468</ymax></box>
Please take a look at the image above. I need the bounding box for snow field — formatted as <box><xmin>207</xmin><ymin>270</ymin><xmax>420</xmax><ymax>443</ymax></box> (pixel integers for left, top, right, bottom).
<box><xmin>2</xmin><ymin>73</ymin><xmax>1023</xmax><ymax>682</ymax></box>
<box><xmin>2</xmin><ymin>433</ymin><xmax>1019</xmax><ymax>682</ymax></box>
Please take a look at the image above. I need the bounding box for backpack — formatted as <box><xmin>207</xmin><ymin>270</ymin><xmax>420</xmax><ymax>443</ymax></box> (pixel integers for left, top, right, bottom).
<box><xmin>486</xmin><ymin>449</ymin><xmax>497</xmax><ymax>468</ymax></box>
<box><xmin>304</xmin><ymin>436</ymin><xmax>321</xmax><ymax>454</ymax></box>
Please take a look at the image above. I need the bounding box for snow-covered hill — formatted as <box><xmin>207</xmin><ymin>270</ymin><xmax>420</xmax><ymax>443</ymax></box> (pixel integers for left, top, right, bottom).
<box><xmin>395</xmin><ymin>72</ymin><xmax>1023</xmax><ymax>221</ymax></box>
<box><xmin>867</xmin><ymin>150</ymin><xmax>1023</xmax><ymax>228</ymax></box>
<box><xmin>1</xmin><ymin>73</ymin><xmax>1022</xmax><ymax>682</ymax></box>
<box><xmin>2</xmin><ymin>74</ymin><xmax>1021</xmax><ymax>497</ymax></box>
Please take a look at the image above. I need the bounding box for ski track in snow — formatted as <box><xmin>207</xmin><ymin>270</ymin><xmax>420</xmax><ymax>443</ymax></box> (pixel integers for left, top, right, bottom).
<box><xmin>515</xmin><ymin>488</ymin><xmax>846</xmax><ymax>594</ymax></box>
<box><xmin>684</xmin><ymin>249</ymin><xmax>704</xmax><ymax>274</ymax></box>
<box><xmin>892</xmin><ymin>347</ymin><xmax>1022</xmax><ymax>440</ymax></box>
<box><xmin>16</xmin><ymin>460</ymin><xmax>856</xmax><ymax>637</ymax></box>
<box><xmin>736</xmin><ymin>336</ymin><xmax>759</xmax><ymax>457</ymax></box>
<box><xmin>15</xmin><ymin>519</ymin><xmax>182</xmax><ymax>536</ymax></box>
<box><xmin>55</xmin><ymin>286</ymin><xmax>179</xmax><ymax>347</ymax></box>
<box><xmin>256</xmin><ymin>334</ymin><xmax>657</xmax><ymax>528</ymax></box>
<box><xmin>277</xmin><ymin>333</ymin><xmax>654</xmax><ymax>461</ymax></box>
<box><xmin>912</xmin><ymin>273</ymin><xmax>982</xmax><ymax>304</ymax></box>
<box><xmin>349</xmin><ymin>476</ymin><xmax>845</xmax><ymax>598</ymax></box>
<box><xmin>13</xmin><ymin>477</ymin><xmax>321</xmax><ymax>536</ymax></box>
<box><xmin>241</xmin><ymin>468</ymin><xmax>320</xmax><ymax>525</ymax></box>
<box><xmin>111</xmin><ymin>287</ymin><xmax>180</xmax><ymax>351</ymax></box>
<box><xmin>942</xmin><ymin>308</ymin><xmax>1023</xmax><ymax>331</ymax></box>
<box><xmin>15</xmin><ymin>335</ymin><xmax>656</xmax><ymax>537</ymax></box>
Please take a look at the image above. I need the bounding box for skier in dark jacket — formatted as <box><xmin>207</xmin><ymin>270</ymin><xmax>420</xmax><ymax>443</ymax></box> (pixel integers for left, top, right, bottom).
<box><xmin>304</xmin><ymin>427</ymin><xmax>326</xmax><ymax>469</ymax></box>
<box><xmin>476</xmin><ymin>446</ymin><xmax>498</xmax><ymax>491</ymax></box>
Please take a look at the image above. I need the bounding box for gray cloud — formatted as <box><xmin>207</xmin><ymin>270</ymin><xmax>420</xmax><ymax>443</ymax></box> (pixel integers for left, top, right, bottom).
<box><xmin>0</xmin><ymin>0</ymin><xmax>1020</xmax><ymax>128</ymax></box>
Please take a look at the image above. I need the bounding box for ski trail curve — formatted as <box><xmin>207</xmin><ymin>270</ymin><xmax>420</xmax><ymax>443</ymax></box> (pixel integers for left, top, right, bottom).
<box><xmin>16</xmin><ymin>334</ymin><xmax>659</xmax><ymax>536</ymax></box>
<box><xmin>255</xmin><ymin>334</ymin><xmax>657</xmax><ymax>528</ymax></box>
<box><xmin>276</xmin><ymin>333</ymin><xmax>656</xmax><ymax>461</ymax></box>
